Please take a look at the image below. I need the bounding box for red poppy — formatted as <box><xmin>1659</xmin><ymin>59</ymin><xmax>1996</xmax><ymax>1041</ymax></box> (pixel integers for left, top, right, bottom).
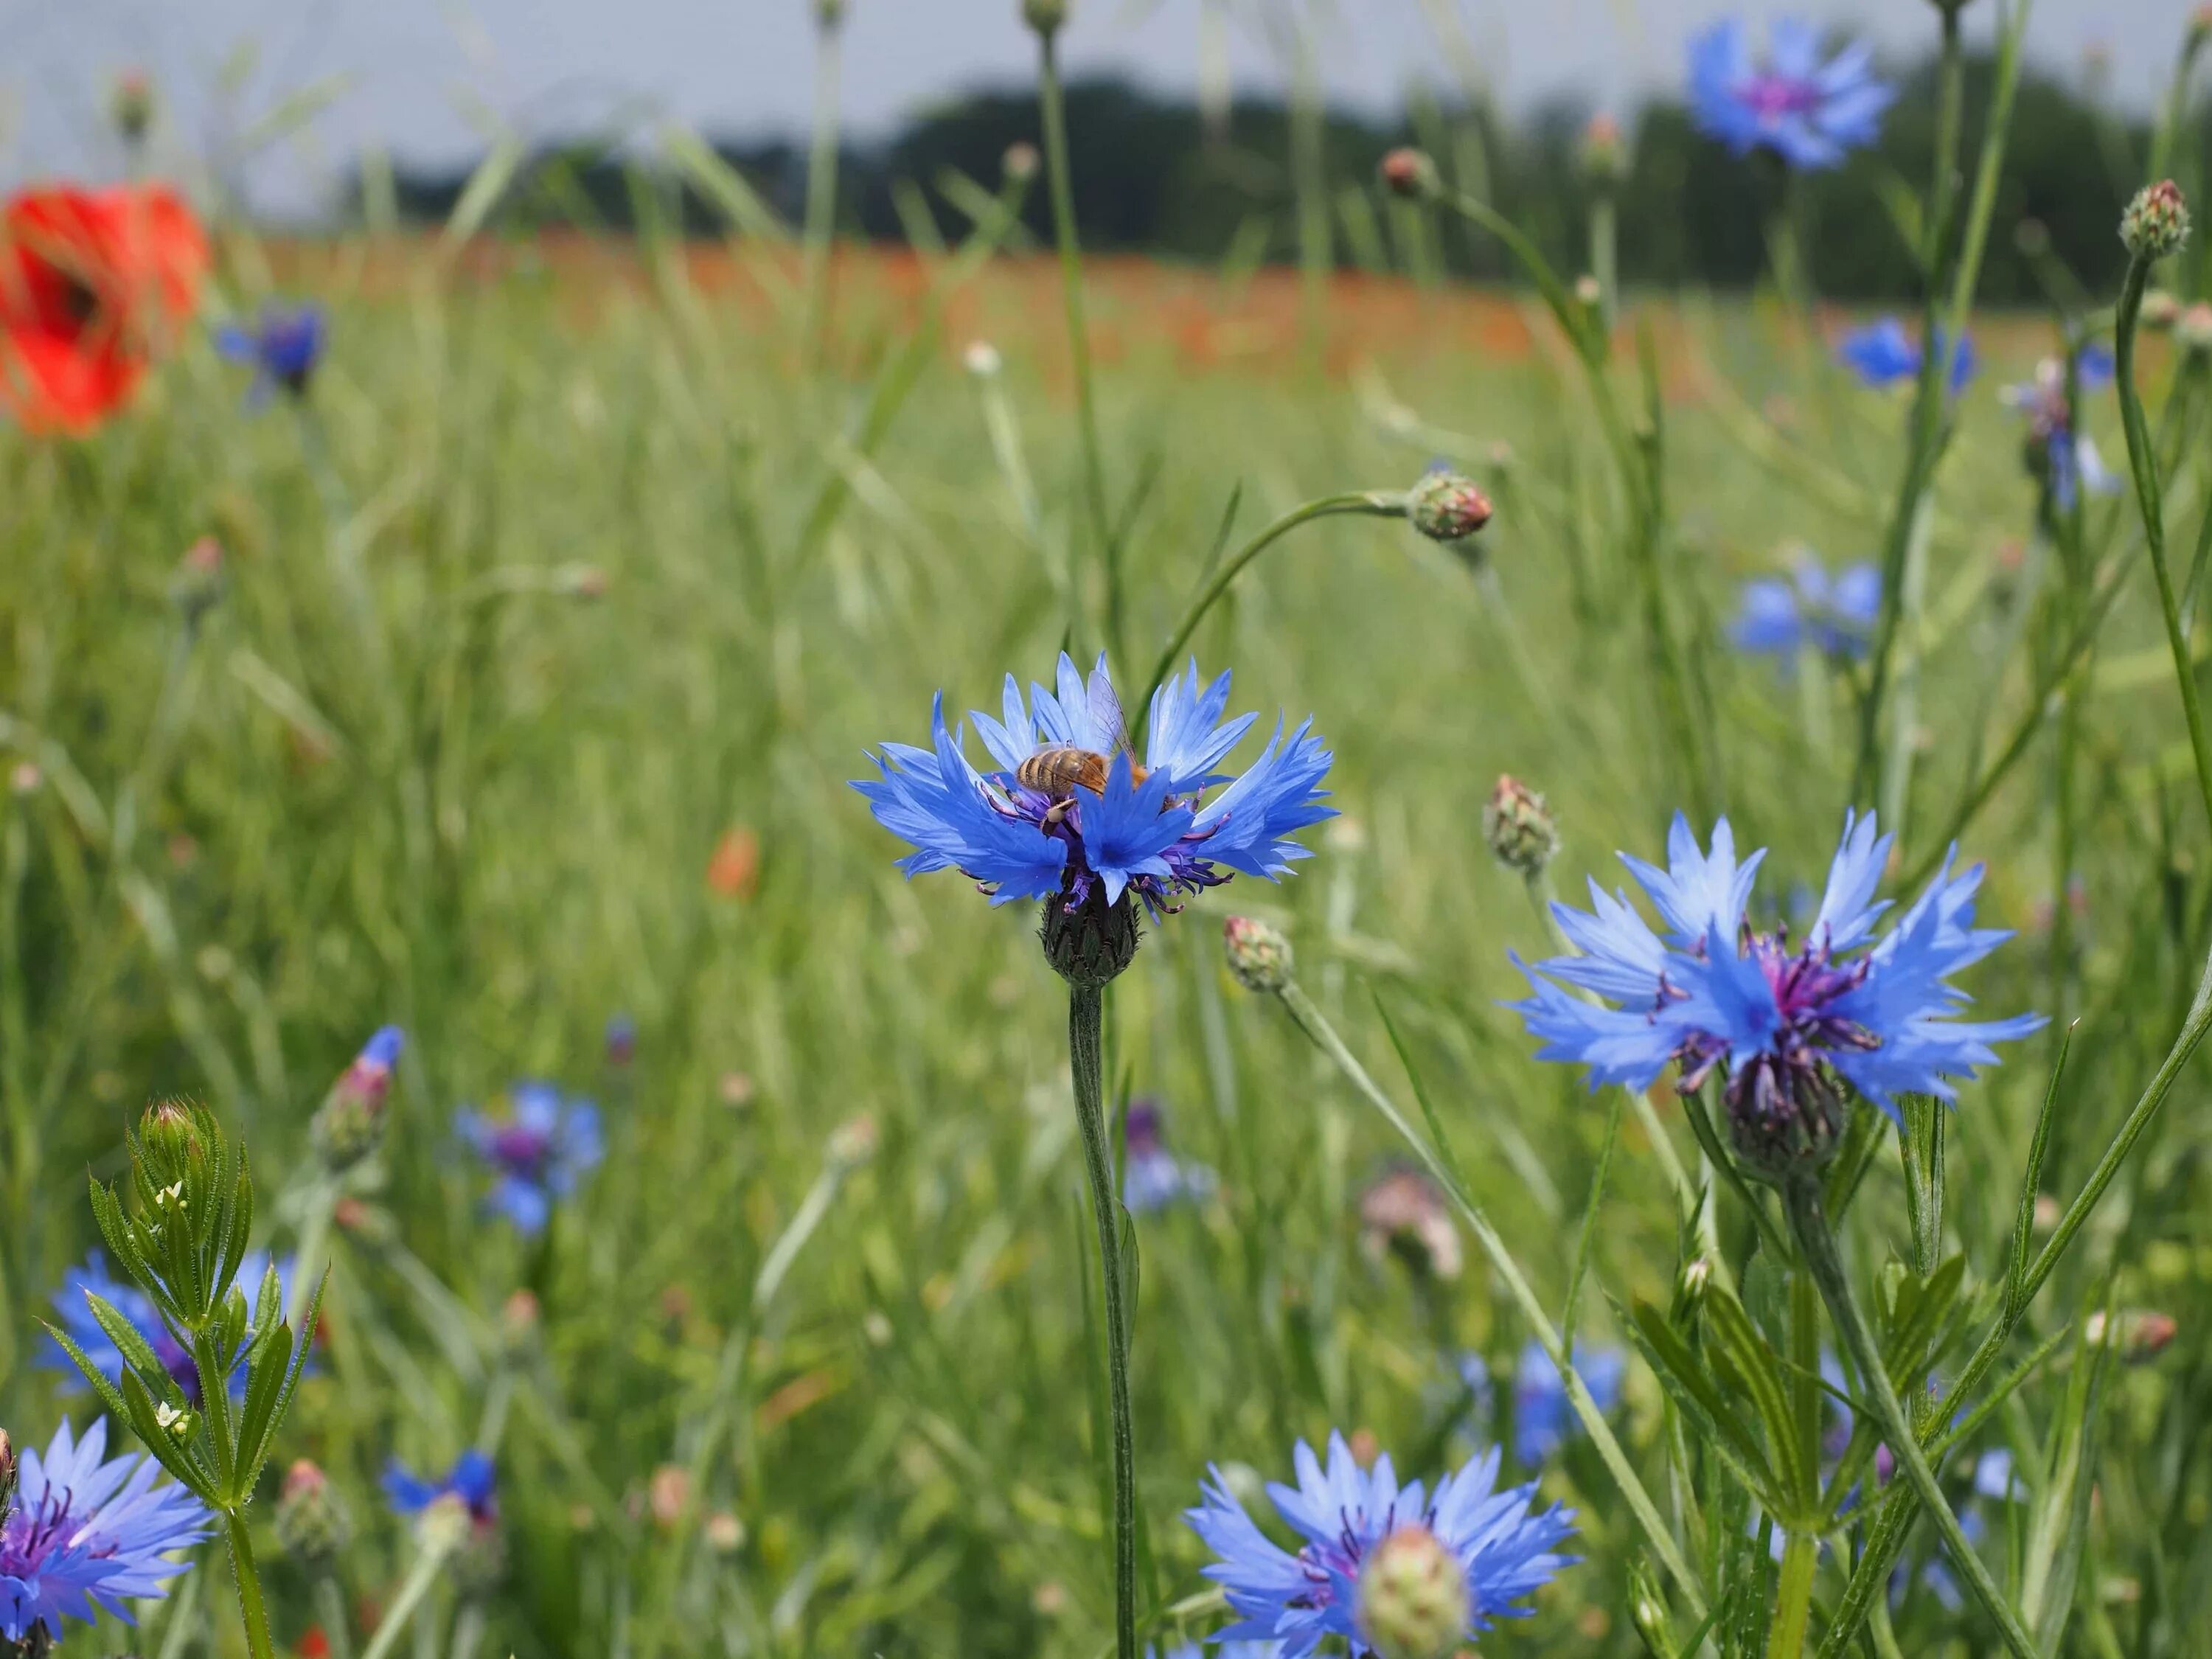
<box><xmin>0</xmin><ymin>184</ymin><xmax>207</xmax><ymax>434</ymax></box>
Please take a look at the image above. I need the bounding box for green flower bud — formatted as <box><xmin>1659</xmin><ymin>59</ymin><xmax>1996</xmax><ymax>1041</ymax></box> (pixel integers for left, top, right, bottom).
<box><xmin>1407</xmin><ymin>470</ymin><xmax>1493</xmax><ymax>544</ymax></box>
<box><xmin>1222</xmin><ymin>914</ymin><xmax>1292</xmax><ymax>994</ymax></box>
<box><xmin>275</xmin><ymin>1461</ymin><xmax>354</xmax><ymax>1562</ymax></box>
<box><xmin>1579</xmin><ymin>114</ymin><xmax>1628</xmax><ymax>184</ymax></box>
<box><xmin>110</xmin><ymin>72</ymin><xmax>155</xmax><ymax>146</ymax></box>
<box><xmin>2122</xmin><ymin>180</ymin><xmax>2190</xmax><ymax>262</ymax></box>
<box><xmin>1627</xmin><ymin>1558</ymin><xmax>1674</xmax><ymax>1657</ymax></box>
<box><xmin>1483</xmin><ymin>775</ymin><xmax>1559</xmax><ymax>877</ymax></box>
<box><xmin>1355</xmin><ymin>1525</ymin><xmax>1470</xmax><ymax>1659</ymax></box>
<box><xmin>814</xmin><ymin>0</ymin><xmax>846</xmax><ymax>27</ymax></box>
<box><xmin>1022</xmin><ymin>0</ymin><xmax>1068</xmax><ymax>37</ymax></box>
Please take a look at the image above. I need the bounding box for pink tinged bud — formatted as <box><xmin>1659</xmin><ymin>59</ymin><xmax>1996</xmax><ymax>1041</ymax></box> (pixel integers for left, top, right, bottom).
<box><xmin>1222</xmin><ymin>914</ymin><xmax>1293</xmax><ymax>993</ymax></box>
<box><xmin>1380</xmin><ymin>147</ymin><xmax>1440</xmax><ymax>201</ymax></box>
<box><xmin>1002</xmin><ymin>142</ymin><xmax>1041</xmax><ymax>184</ymax></box>
<box><xmin>1357</xmin><ymin>1524</ymin><xmax>1471</xmax><ymax>1659</ymax></box>
<box><xmin>2121</xmin><ymin>180</ymin><xmax>2190</xmax><ymax>261</ymax></box>
<box><xmin>1360</xmin><ymin>1169</ymin><xmax>1462</xmax><ymax>1281</ymax></box>
<box><xmin>1407</xmin><ymin>470</ymin><xmax>1493</xmax><ymax>543</ymax></box>
<box><xmin>2141</xmin><ymin>289</ymin><xmax>2183</xmax><ymax>331</ymax></box>
<box><xmin>1484</xmin><ymin>774</ymin><xmax>1559</xmax><ymax>877</ymax></box>
<box><xmin>2178</xmin><ymin>302</ymin><xmax>2212</xmax><ymax>356</ymax></box>
<box><xmin>649</xmin><ymin>1464</ymin><xmax>691</xmax><ymax>1528</ymax></box>
<box><xmin>0</xmin><ymin>1427</ymin><xmax>15</xmax><ymax>1520</ymax></box>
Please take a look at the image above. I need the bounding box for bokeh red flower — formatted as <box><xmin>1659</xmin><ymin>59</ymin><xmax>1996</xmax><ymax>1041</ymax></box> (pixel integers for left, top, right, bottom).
<box><xmin>0</xmin><ymin>183</ymin><xmax>207</xmax><ymax>434</ymax></box>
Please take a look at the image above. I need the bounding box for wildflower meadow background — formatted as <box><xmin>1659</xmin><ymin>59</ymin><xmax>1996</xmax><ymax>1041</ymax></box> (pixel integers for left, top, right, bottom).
<box><xmin>4</xmin><ymin>3</ymin><xmax>2212</xmax><ymax>1658</ymax></box>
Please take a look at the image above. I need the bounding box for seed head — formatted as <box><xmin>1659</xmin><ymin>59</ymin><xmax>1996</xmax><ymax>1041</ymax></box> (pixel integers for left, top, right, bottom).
<box><xmin>275</xmin><ymin>1461</ymin><xmax>354</xmax><ymax>1562</ymax></box>
<box><xmin>1022</xmin><ymin>0</ymin><xmax>1068</xmax><ymax>37</ymax></box>
<box><xmin>2121</xmin><ymin>180</ymin><xmax>2190</xmax><ymax>262</ymax></box>
<box><xmin>2178</xmin><ymin>302</ymin><xmax>2212</xmax><ymax>357</ymax></box>
<box><xmin>1355</xmin><ymin>1524</ymin><xmax>1470</xmax><ymax>1659</ymax></box>
<box><xmin>1379</xmin><ymin>147</ymin><xmax>1440</xmax><ymax>202</ymax></box>
<box><xmin>2141</xmin><ymin>288</ymin><xmax>2183</xmax><ymax>332</ymax></box>
<box><xmin>1222</xmin><ymin>914</ymin><xmax>1292</xmax><ymax>993</ymax></box>
<box><xmin>1406</xmin><ymin>470</ymin><xmax>1493</xmax><ymax>543</ymax></box>
<box><xmin>1484</xmin><ymin>775</ymin><xmax>1559</xmax><ymax>878</ymax></box>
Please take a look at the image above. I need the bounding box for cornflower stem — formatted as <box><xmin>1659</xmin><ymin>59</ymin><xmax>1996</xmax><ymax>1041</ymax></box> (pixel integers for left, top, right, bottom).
<box><xmin>1133</xmin><ymin>493</ymin><xmax>1402</xmax><ymax>735</ymax></box>
<box><xmin>289</xmin><ymin>1178</ymin><xmax>335</xmax><ymax>1327</ymax></box>
<box><xmin>357</xmin><ymin>1531</ymin><xmax>455</xmax><ymax>1659</ymax></box>
<box><xmin>1782</xmin><ymin>1177</ymin><xmax>2041</xmax><ymax>1659</ymax></box>
<box><xmin>1034</xmin><ymin>32</ymin><xmax>1119</xmax><ymax>662</ymax></box>
<box><xmin>314</xmin><ymin>1573</ymin><xmax>357</xmax><ymax>1659</ymax></box>
<box><xmin>2114</xmin><ymin>252</ymin><xmax>2212</xmax><ymax>841</ymax></box>
<box><xmin>1588</xmin><ymin>189</ymin><xmax>1618</xmax><ymax>330</ymax></box>
<box><xmin>224</xmin><ymin>1511</ymin><xmax>278</xmax><ymax>1659</ymax></box>
<box><xmin>1270</xmin><ymin>977</ymin><xmax>1707</xmax><ymax>1617</ymax></box>
<box><xmin>1068</xmin><ymin>981</ymin><xmax>1138</xmax><ymax>1659</ymax></box>
<box><xmin>798</xmin><ymin>11</ymin><xmax>844</xmax><ymax>369</ymax></box>
<box><xmin>1767</xmin><ymin>1527</ymin><xmax>1820</xmax><ymax>1659</ymax></box>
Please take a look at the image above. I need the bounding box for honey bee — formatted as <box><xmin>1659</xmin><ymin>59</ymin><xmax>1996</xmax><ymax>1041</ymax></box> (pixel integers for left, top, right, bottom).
<box><xmin>1015</xmin><ymin>678</ymin><xmax>1149</xmax><ymax>824</ymax></box>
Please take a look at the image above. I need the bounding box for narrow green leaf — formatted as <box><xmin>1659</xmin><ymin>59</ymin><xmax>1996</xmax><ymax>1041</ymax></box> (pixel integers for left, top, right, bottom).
<box><xmin>1704</xmin><ymin>1289</ymin><xmax>1810</xmax><ymax>1505</ymax></box>
<box><xmin>120</xmin><ymin>1369</ymin><xmax>220</xmax><ymax>1505</ymax></box>
<box><xmin>41</xmin><ymin>1320</ymin><xmax>133</xmax><ymax>1420</ymax></box>
<box><xmin>2007</xmin><ymin>1026</ymin><xmax>2073</xmax><ymax>1315</ymax></box>
<box><xmin>1627</xmin><ymin>1298</ymin><xmax>1779</xmax><ymax>1498</ymax></box>
<box><xmin>231</xmin><ymin>1322</ymin><xmax>293</xmax><ymax>1503</ymax></box>
<box><xmin>83</xmin><ymin>1291</ymin><xmax>175</xmax><ymax>1394</ymax></box>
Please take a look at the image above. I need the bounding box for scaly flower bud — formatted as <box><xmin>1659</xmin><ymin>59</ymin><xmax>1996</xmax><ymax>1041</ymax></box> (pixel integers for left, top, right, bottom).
<box><xmin>111</xmin><ymin>71</ymin><xmax>155</xmax><ymax>146</ymax></box>
<box><xmin>2178</xmin><ymin>302</ymin><xmax>2212</xmax><ymax>358</ymax></box>
<box><xmin>1580</xmin><ymin>114</ymin><xmax>1627</xmax><ymax>184</ymax></box>
<box><xmin>1021</xmin><ymin>0</ymin><xmax>1068</xmax><ymax>37</ymax></box>
<box><xmin>1378</xmin><ymin>147</ymin><xmax>1439</xmax><ymax>202</ymax></box>
<box><xmin>1355</xmin><ymin>1524</ymin><xmax>1470</xmax><ymax>1659</ymax></box>
<box><xmin>275</xmin><ymin>1461</ymin><xmax>354</xmax><ymax>1562</ymax></box>
<box><xmin>1360</xmin><ymin>1168</ymin><xmax>1462</xmax><ymax>1281</ymax></box>
<box><xmin>2192</xmin><ymin>4</ymin><xmax>2212</xmax><ymax>51</ymax></box>
<box><xmin>2121</xmin><ymin>181</ymin><xmax>2190</xmax><ymax>262</ymax></box>
<box><xmin>2141</xmin><ymin>288</ymin><xmax>2183</xmax><ymax>332</ymax></box>
<box><xmin>501</xmin><ymin>1289</ymin><xmax>541</xmax><ymax>1354</ymax></box>
<box><xmin>1483</xmin><ymin>775</ymin><xmax>1559</xmax><ymax>877</ymax></box>
<box><xmin>1626</xmin><ymin>1558</ymin><xmax>1673</xmax><ymax>1657</ymax></box>
<box><xmin>171</xmin><ymin>535</ymin><xmax>226</xmax><ymax>622</ymax></box>
<box><xmin>312</xmin><ymin>1026</ymin><xmax>403</xmax><ymax>1175</ymax></box>
<box><xmin>1406</xmin><ymin>470</ymin><xmax>1493</xmax><ymax>543</ymax></box>
<box><xmin>828</xmin><ymin>1113</ymin><xmax>880</xmax><ymax>1169</ymax></box>
<box><xmin>1222</xmin><ymin>914</ymin><xmax>1292</xmax><ymax>993</ymax></box>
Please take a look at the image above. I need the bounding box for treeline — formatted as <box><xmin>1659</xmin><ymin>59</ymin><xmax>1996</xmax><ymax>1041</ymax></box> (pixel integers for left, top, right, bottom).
<box><xmin>380</xmin><ymin>55</ymin><xmax>2202</xmax><ymax>303</ymax></box>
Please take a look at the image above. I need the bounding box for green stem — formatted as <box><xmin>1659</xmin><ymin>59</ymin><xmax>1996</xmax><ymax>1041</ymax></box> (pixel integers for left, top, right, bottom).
<box><xmin>1767</xmin><ymin>1526</ymin><xmax>1820</xmax><ymax>1659</ymax></box>
<box><xmin>315</xmin><ymin>1572</ymin><xmax>357</xmax><ymax>1659</ymax></box>
<box><xmin>1589</xmin><ymin>190</ymin><xmax>1618</xmax><ymax>331</ymax></box>
<box><xmin>1035</xmin><ymin>32</ymin><xmax>1118</xmax><ymax>662</ymax></box>
<box><xmin>798</xmin><ymin>12</ymin><xmax>844</xmax><ymax>369</ymax></box>
<box><xmin>1784</xmin><ymin>1178</ymin><xmax>2040</xmax><ymax>1659</ymax></box>
<box><xmin>357</xmin><ymin>1535</ymin><xmax>452</xmax><ymax>1659</ymax></box>
<box><xmin>2115</xmin><ymin>252</ymin><xmax>2212</xmax><ymax>841</ymax></box>
<box><xmin>1069</xmin><ymin>981</ymin><xmax>1138</xmax><ymax>1659</ymax></box>
<box><xmin>1133</xmin><ymin>493</ymin><xmax>1402</xmax><ymax>735</ymax></box>
<box><xmin>289</xmin><ymin>1182</ymin><xmax>335</xmax><ymax>1327</ymax></box>
<box><xmin>225</xmin><ymin>1510</ymin><xmax>277</xmax><ymax>1659</ymax></box>
<box><xmin>1273</xmin><ymin>978</ymin><xmax>1706</xmax><ymax>1616</ymax></box>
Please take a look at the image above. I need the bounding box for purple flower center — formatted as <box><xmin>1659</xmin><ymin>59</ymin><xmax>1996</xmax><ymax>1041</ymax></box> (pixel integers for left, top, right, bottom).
<box><xmin>992</xmin><ymin>778</ymin><xmax>1228</xmax><ymax>916</ymax></box>
<box><xmin>1737</xmin><ymin>72</ymin><xmax>1821</xmax><ymax>124</ymax></box>
<box><xmin>487</xmin><ymin>1123</ymin><xmax>554</xmax><ymax>1179</ymax></box>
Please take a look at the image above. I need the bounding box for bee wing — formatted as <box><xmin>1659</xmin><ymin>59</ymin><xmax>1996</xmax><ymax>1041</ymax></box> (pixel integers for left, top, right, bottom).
<box><xmin>1088</xmin><ymin>673</ymin><xmax>1136</xmax><ymax>761</ymax></box>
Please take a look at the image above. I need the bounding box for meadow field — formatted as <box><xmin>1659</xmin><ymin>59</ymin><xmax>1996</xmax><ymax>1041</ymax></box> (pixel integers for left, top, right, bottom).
<box><xmin>5</xmin><ymin>7</ymin><xmax>2212</xmax><ymax>1659</ymax></box>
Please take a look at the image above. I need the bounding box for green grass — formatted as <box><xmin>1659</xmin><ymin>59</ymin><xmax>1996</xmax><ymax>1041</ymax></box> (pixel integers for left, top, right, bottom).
<box><xmin>2</xmin><ymin>201</ymin><xmax>2212</xmax><ymax>1659</ymax></box>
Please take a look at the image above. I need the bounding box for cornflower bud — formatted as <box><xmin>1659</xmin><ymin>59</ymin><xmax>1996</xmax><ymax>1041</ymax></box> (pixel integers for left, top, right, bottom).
<box><xmin>2121</xmin><ymin>181</ymin><xmax>2190</xmax><ymax>262</ymax></box>
<box><xmin>1222</xmin><ymin>914</ymin><xmax>1292</xmax><ymax>993</ymax></box>
<box><xmin>1355</xmin><ymin>1524</ymin><xmax>1470</xmax><ymax>1659</ymax></box>
<box><xmin>814</xmin><ymin>0</ymin><xmax>846</xmax><ymax>27</ymax></box>
<box><xmin>1483</xmin><ymin>775</ymin><xmax>1559</xmax><ymax>878</ymax></box>
<box><xmin>1379</xmin><ymin>147</ymin><xmax>1439</xmax><ymax>202</ymax></box>
<box><xmin>1406</xmin><ymin>470</ymin><xmax>1493</xmax><ymax>543</ymax></box>
<box><xmin>1022</xmin><ymin>0</ymin><xmax>1067</xmax><ymax>37</ymax></box>
<box><xmin>2085</xmin><ymin>1308</ymin><xmax>2178</xmax><ymax>1363</ymax></box>
<box><xmin>1002</xmin><ymin>142</ymin><xmax>1041</xmax><ymax>184</ymax></box>
<box><xmin>1580</xmin><ymin>114</ymin><xmax>1627</xmax><ymax>184</ymax></box>
<box><xmin>1040</xmin><ymin>889</ymin><xmax>1141</xmax><ymax>986</ymax></box>
<box><xmin>1626</xmin><ymin>1558</ymin><xmax>1673</xmax><ymax>1656</ymax></box>
<box><xmin>275</xmin><ymin>1461</ymin><xmax>354</xmax><ymax>1562</ymax></box>
<box><xmin>312</xmin><ymin>1027</ymin><xmax>403</xmax><ymax>1174</ymax></box>
<box><xmin>827</xmin><ymin>1113</ymin><xmax>879</xmax><ymax>1169</ymax></box>
<box><xmin>111</xmin><ymin>71</ymin><xmax>155</xmax><ymax>146</ymax></box>
<box><xmin>2141</xmin><ymin>288</ymin><xmax>2183</xmax><ymax>332</ymax></box>
<box><xmin>2178</xmin><ymin>302</ymin><xmax>2212</xmax><ymax>358</ymax></box>
<box><xmin>171</xmin><ymin>536</ymin><xmax>225</xmax><ymax>622</ymax></box>
<box><xmin>1360</xmin><ymin>1168</ymin><xmax>1462</xmax><ymax>1281</ymax></box>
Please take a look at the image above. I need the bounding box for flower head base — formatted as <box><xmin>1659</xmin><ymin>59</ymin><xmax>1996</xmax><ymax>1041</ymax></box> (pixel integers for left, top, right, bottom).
<box><xmin>457</xmin><ymin>1085</ymin><xmax>603</xmax><ymax>1234</ymax></box>
<box><xmin>1688</xmin><ymin>18</ymin><xmax>1894</xmax><ymax>170</ymax></box>
<box><xmin>1357</xmin><ymin>1526</ymin><xmax>1470</xmax><ymax>1659</ymax></box>
<box><xmin>1484</xmin><ymin>776</ymin><xmax>1559</xmax><ymax>878</ymax></box>
<box><xmin>1224</xmin><ymin>915</ymin><xmax>1293</xmax><ymax>993</ymax></box>
<box><xmin>1407</xmin><ymin>470</ymin><xmax>1492</xmax><ymax>543</ymax></box>
<box><xmin>215</xmin><ymin>302</ymin><xmax>326</xmax><ymax>401</ymax></box>
<box><xmin>857</xmin><ymin>654</ymin><xmax>1334</xmax><ymax>967</ymax></box>
<box><xmin>1186</xmin><ymin>1431</ymin><xmax>1575</xmax><ymax>1658</ymax></box>
<box><xmin>0</xmin><ymin>1419</ymin><xmax>209</xmax><ymax>1645</ymax></box>
<box><xmin>1022</xmin><ymin>0</ymin><xmax>1068</xmax><ymax>35</ymax></box>
<box><xmin>1122</xmin><ymin>1100</ymin><xmax>1219</xmax><ymax>1214</ymax></box>
<box><xmin>1510</xmin><ymin>811</ymin><xmax>2042</xmax><ymax>1180</ymax></box>
<box><xmin>1731</xmin><ymin>555</ymin><xmax>1879</xmax><ymax>664</ymax></box>
<box><xmin>1380</xmin><ymin>148</ymin><xmax>1440</xmax><ymax>202</ymax></box>
<box><xmin>2121</xmin><ymin>180</ymin><xmax>2189</xmax><ymax>261</ymax></box>
<box><xmin>1360</xmin><ymin>1168</ymin><xmax>1462</xmax><ymax>1282</ymax></box>
<box><xmin>384</xmin><ymin>1450</ymin><xmax>497</xmax><ymax>1534</ymax></box>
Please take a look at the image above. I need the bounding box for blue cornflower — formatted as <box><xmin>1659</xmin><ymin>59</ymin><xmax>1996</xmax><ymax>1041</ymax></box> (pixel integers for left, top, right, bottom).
<box><xmin>457</xmin><ymin>1083</ymin><xmax>603</xmax><ymax>1234</ymax></box>
<box><xmin>0</xmin><ymin>1419</ymin><xmax>209</xmax><ymax>1645</ymax></box>
<box><xmin>1688</xmin><ymin>18</ymin><xmax>1894</xmax><ymax>170</ymax></box>
<box><xmin>1121</xmin><ymin>1099</ymin><xmax>1217</xmax><ymax>1214</ymax></box>
<box><xmin>214</xmin><ymin>303</ymin><xmax>326</xmax><ymax>400</ymax></box>
<box><xmin>855</xmin><ymin>653</ymin><xmax>1332</xmax><ymax>917</ymax></box>
<box><xmin>46</xmin><ymin>1250</ymin><xmax>296</xmax><ymax>1405</ymax></box>
<box><xmin>1731</xmin><ymin>555</ymin><xmax>1881</xmax><ymax>662</ymax></box>
<box><xmin>1186</xmin><ymin>1431</ymin><xmax>1576</xmax><ymax>1657</ymax></box>
<box><xmin>1511</xmin><ymin>812</ymin><xmax>2042</xmax><ymax>1169</ymax></box>
<box><xmin>1837</xmin><ymin>317</ymin><xmax>1975</xmax><ymax>394</ymax></box>
<box><xmin>2003</xmin><ymin>354</ymin><xmax>2120</xmax><ymax>510</ymax></box>
<box><xmin>1511</xmin><ymin>1340</ymin><xmax>1626</xmax><ymax>1467</ymax></box>
<box><xmin>383</xmin><ymin>1449</ymin><xmax>497</xmax><ymax>1530</ymax></box>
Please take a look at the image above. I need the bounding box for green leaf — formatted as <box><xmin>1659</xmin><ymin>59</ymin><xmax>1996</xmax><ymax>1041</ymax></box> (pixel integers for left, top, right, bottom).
<box><xmin>2007</xmin><ymin>1028</ymin><xmax>2073</xmax><ymax>1315</ymax></box>
<box><xmin>241</xmin><ymin>1267</ymin><xmax>327</xmax><ymax>1498</ymax></box>
<box><xmin>1627</xmin><ymin>1297</ymin><xmax>1781</xmax><ymax>1505</ymax></box>
<box><xmin>231</xmin><ymin>1321</ymin><xmax>293</xmax><ymax>1504</ymax></box>
<box><xmin>1703</xmin><ymin>1288</ymin><xmax>1813</xmax><ymax>1508</ymax></box>
<box><xmin>439</xmin><ymin>135</ymin><xmax>526</xmax><ymax>256</ymax></box>
<box><xmin>40</xmin><ymin>1319</ymin><xmax>133</xmax><ymax>1421</ymax></box>
<box><xmin>120</xmin><ymin>1368</ymin><xmax>220</xmax><ymax>1506</ymax></box>
<box><xmin>83</xmin><ymin>1290</ymin><xmax>178</xmax><ymax>1397</ymax></box>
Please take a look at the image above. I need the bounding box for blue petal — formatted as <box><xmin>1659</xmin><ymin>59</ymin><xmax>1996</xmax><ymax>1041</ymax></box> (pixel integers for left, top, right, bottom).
<box><xmin>1191</xmin><ymin>717</ymin><xmax>1334</xmax><ymax>880</ymax></box>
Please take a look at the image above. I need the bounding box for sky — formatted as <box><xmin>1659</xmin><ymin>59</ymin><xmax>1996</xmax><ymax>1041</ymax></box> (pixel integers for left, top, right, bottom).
<box><xmin>5</xmin><ymin>0</ymin><xmax>2191</xmax><ymax>217</ymax></box>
